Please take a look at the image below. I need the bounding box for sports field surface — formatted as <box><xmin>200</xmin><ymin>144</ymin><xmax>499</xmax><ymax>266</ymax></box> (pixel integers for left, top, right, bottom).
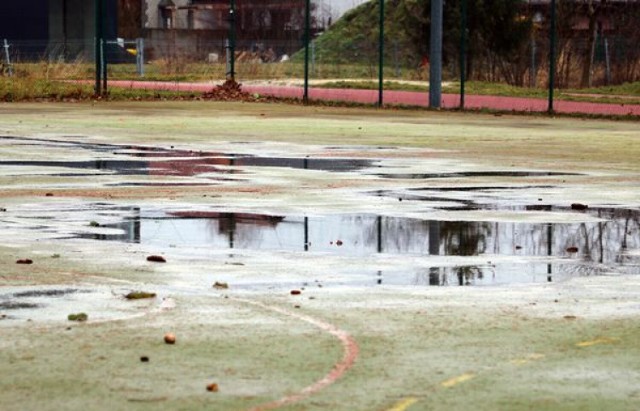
<box><xmin>0</xmin><ymin>102</ymin><xmax>639</xmax><ymax>410</ymax></box>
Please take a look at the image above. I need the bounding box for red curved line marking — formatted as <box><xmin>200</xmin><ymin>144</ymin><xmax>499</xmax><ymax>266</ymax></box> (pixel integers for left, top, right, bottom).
<box><xmin>230</xmin><ymin>297</ymin><xmax>359</xmax><ymax>411</ymax></box>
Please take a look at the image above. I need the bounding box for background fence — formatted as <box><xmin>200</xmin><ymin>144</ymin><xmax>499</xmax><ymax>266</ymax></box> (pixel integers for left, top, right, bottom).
<box><xmin>1</xmin><ymin>0</ymin><xmax>639</xmax><ymax>112</ymax></box>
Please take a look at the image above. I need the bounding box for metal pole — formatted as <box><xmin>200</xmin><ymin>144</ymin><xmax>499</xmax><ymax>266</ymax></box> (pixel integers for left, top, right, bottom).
<box><xmin>459</xmin><ymin>0</ymin><xmax>467</xmax><ymax>109</ymax></box>
<box><xmin>94</xmin><ymin>0</ymin><xmax>102</xmax><ymax>95</ymax></box>
<box><xmin>137</xmin><ymin>38</ymin><xmax>145</xmax><ymax>77</ymax></box>
<box><xmin>604</xmin><ymin>37</ymin><xmax>611</xmax><ymax>85</ymax></box>
<box><xmin>227</xmin><ymin>0</ymin><xmax>236</xmax><ymax>81</ymax></box>
<box><xmin>304</xmin><ymin>0</ymin><xmax>311</xmax><ymax>104</ymax></box>
<box><xmin>378</xmin><ymin>0</ymin><xmax>384</xmax><ymax>107</ymax></box>
<box><xmin>429</xmin><ymin>0</ymin><xmax>443</xmax><ymax>108</ymax></box>
<box><xmin>548</xmin><ymin>0</ymin><xmax>556</xmax><ymax>114</ymax></box>
<box><xmin>102</xmin><ymin>0</ymin><xmax>108</xmax><ymax>94</ymax></box>
<box><xmin>101</xmin><ymin>39</ymin><xmax>107</xmax><ymax>93</ymax></box>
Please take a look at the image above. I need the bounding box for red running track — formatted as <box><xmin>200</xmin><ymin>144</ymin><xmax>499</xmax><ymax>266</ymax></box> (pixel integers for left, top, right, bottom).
<box><xmin>105</xmin><ymin>80</ymin><xmax>640</xmax><ymax>117</ymax></box>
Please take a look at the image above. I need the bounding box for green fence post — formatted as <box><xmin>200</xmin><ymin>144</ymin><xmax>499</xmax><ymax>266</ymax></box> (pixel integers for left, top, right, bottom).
<box><xmin>304</xmin><ymin>0</ymin><xmax>310</xmax><ymax>104</ymax></box>
<box><xmin>378</xmin><ymin>0</ymin><xmax>385</xmax><ymax>107</ymax></box>
<box><xmin>101</xmin><ymin>0</ymin><xmax>108</xmax><ymax>95</ymax></box>
<box><xmin>227</xmin><ymin>0</ymin><xmax>236</xmax><ymax>81</ymax></box>
<box><xmin>429</xmin><ymin>0</ymin><xmax>443</xmax><ymax>108</ymax></box>
<box><xmin>548</xmin><ymin>0</ymin><xmax>556</xmax><ymax>114</ymax></box>
<box><xmin>94</xmin><ymin>0</ymin><xmax>102</xmax><ymax>95</ymax></box>
<box><xmin>459</xmin><ymin>0</ymin><xmax>467</xmax><ymax>109</ymax></box>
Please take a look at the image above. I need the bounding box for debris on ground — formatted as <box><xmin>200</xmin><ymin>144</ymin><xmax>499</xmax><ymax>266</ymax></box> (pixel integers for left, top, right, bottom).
<box><xmin>164</xmin><ymin>333</ymin><xmax>176</xmax><ymax>344</ymax></box>
<box><xmin>213</xmin><ymin>282</ymin><xmax>229</xmax><ymax>289</ymax></box>
<box><xmin>125</xmin><ymin>291</ymin><xmax>157</xmax><ymax>300</ymax></box>
<box><xmin>68</xmin><ymin>313</ymin><xmax>88</xmax><ymax>322</ymax></box>
<box><xmin>571</xmin><ymin>203</ymin><xmax>589</xmax><ymax>210</ymax></box>
<box><xmin>202</xmin><ymin>80</ymin><xmax>277</xmax><ymax>103</ymax></box>
<box><xmin>147</xmin><ymin>255</ymin><xmax>166</xmax><ymax>263</ymax></box>
<box><xmin>16</xmin><ymin>259</ymin><xmax>33</xmax><ymax>264</ymax></box>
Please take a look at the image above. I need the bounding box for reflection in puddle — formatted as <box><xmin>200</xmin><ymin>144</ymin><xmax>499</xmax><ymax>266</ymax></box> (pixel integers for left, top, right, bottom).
<box><xmin>0</xmin><ymin>301</ymin><xmax>39</xmax><ymax>310</ymax></box>
<box><xmin>0</xmin><ymin>157</ymin><xmax>373</xmax><ymax>176</ymax></box>
<box><xmin>73</xmin><ymin>206</ymin><xmax>640</xmax><ymax>286</ymax></box>
<box><xmin>0</xmin><ymin>289</ymin><xmax>82</xmax><ymax>312</ymax></box>
<box><xmin>12</xmin><ymin>288</ymin><xmax>80</xmax><ymax>298</ymax></box>
<box><xmin>375</xmin><ymin>171</ymin><xmax>580</xmax><ymax>179</ymax></box>
<box><xmin>0</xmin><ymin>136</ymin><xmax>373</xmax><ymax>178</ymax></box>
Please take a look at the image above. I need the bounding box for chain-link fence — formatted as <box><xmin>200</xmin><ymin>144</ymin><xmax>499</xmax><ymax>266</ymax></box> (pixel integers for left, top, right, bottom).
<box><xmin>1</xmin><ymin>0</ymin><xmax>639</xmax><ymax>111</ymax></box>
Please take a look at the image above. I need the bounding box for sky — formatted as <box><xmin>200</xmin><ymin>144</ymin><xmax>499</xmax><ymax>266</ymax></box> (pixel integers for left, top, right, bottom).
<box><xmin>319</xmin><ymin>0</ymin><xmax>369</xmax><ymax>19</ymax></box>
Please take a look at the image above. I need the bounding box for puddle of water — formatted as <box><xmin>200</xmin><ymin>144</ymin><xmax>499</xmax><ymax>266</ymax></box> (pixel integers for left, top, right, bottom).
<box><xmin>409</xmin><ymin>185</ymin><xmax>556</xmax><ymax>192</ymax></box>
<box><xmin>12</xmin><ymin>288</ymin><xmax>80</xmax><ymax>298</ymax></box>
<box><xmin>0</xmin><ymin>285</ymin><xmax>158</xmax><ymax>323</ymax></box>
<box><xmin>375</xmin><ymin>171</ymin><xmax>580</xmax><ymax>179</ymax></box>
<box><xmin>105</xmin><ymin>182</ymin><xmax>221</xmax><ymax>187</ymax></box>
<box><xmin>66</xmin><ymin>206</ymin><xmax>640</xmax><ymax>286</ymax></box>
<box><xmin>324</xmin><ymin>145</ymin><xmax>398</xmax><ymax>150</ymax></box>
<box><xmin>0</xmin><ymin>137</ymin><xmax>373</xmax><ymax>177</ymax></box>
<box><xmin>1</xmin><ymin>136</ymin><xmax>636</xmax><ymax>288</ymax></box>
<box><xmin>0</xmin><ymin>301</ymin><xmax>40</xmax><ymax>310</ymax></box>
<box><xmin>0</xmin><ymin>289</ymin><xmax>80</xmax><ymax>313</ymax></box>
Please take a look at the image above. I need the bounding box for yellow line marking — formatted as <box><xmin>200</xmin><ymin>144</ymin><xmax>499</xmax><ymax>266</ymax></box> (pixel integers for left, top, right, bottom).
<box><xmin>576</xmin><ymin>337</ymin><xmax>619</xmax><ymax>347</ymax></box>
<box><xmin>510</xmin><ymin>353</ymin><xmax>545</xmax><ymax>365</ymax></box>
<box><xmin>441</xmin><ymin>373</ymin><xmax>475</xmax><ymax>388</ymax></box>
<box><xmin>386</xmin><ymin>397</ymin><xmax>419</xmax><ymax>411</ymax></box>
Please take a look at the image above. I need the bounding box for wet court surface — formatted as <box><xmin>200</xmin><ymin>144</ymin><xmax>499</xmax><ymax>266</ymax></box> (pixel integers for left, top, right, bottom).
<box><xmin>1</xmin><ymin>135</ymin><xmax>639</xmax><ymax>290</ymax></box>
<box><xmin>2</xmin><ymin>108</ymin><xmax>640</xmax><ymax>411</ymax></box>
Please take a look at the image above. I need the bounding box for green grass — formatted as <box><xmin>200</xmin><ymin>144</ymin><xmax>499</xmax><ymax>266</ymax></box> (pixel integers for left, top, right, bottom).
<box><xmin>0</xmin><ymin>77</ymin><xmax>197</xmax><ymax>102</ymax></box>
<box><xmin>312</xmin><ymin>79</ymin><xmax>640</xmax><ymax>105</ymax></box>
<box><xmin>2</xmin><ymin>61</ymin><xmax>639</xmax><ymax>105</ymax></box>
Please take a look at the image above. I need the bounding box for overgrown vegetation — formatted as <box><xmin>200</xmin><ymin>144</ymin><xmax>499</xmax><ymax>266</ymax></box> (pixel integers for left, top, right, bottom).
<box><xmin>1</xmin><ymin>56</ymin><xmax>638</xmax><ymax>106</ymax></box>
<box><xmin>304</xmin><ymin>0</ymin><xmax>640</xmax><ymax>88</ymax></box>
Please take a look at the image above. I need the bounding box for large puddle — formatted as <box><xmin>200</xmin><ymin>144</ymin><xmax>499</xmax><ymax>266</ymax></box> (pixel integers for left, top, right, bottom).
<box><xmin>0</xmin><ymin>136</ymin><xmax>374</xmax><ymax>178</ymax></box>
<box><xmin>57</xmin><ymin>205</ymin><xmax>640</xmax><ymax>287</ymax></box>
<box><xmin>2</xmin><ymin>136</ymin><xmax>638</xmax><ymax>288</ymax></box>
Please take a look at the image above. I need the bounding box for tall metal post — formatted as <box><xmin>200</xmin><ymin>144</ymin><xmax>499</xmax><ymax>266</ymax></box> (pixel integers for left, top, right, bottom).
<box><xmin>378</xmin><ymin>0</ymin><xmax>385</xmax><ymax>107</ymax></box>
<box><xmin>227</xmin><ymin>0</ymin><xmax>236</xmax><ymax>81</ymax></box>
<box><xmin>429</xmin><ymin>0</ymin><xmax>443</xmax><ymax>108</ymax></box>
<box><xmin>459</xmin><ymin>0</ymin><xmax>467</xmax><ymax>109</ymax></box>
<box><xmin>548</xmin><ymin>0</ymin><xmax>556</xmax><ymax>113</ymax></box>
<box><xmin>94</xmin><ymin>0</ymin><xmax>103</xmax><ymax>95</ymax></box>
<box><xmin>303</xmin><ymin>0</ymin><xmax>311</xmax><ymax>104</ymax></box>
<box><xmin>136</xmin><ymin>38</ymin><xmax>145</xmax><ymax>77</ymax></box>
<box><xmin>101</xmin><ymin>0</ymin><xmax>108</xmax><ymax>94</ymax></box>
